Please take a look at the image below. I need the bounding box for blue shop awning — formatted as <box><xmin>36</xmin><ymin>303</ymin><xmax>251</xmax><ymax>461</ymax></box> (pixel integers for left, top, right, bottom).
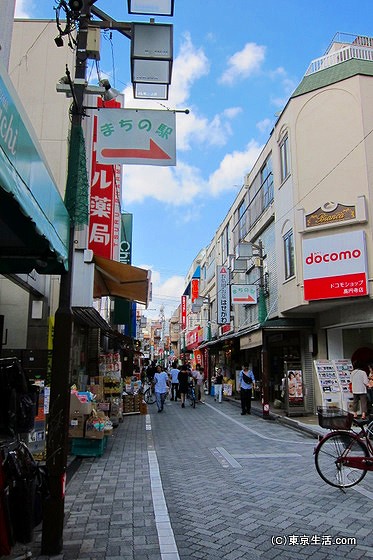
<box><xmin>0</xmin><ymin>61</ymin><xmax>69</xmax><ymax>274</ymax></box>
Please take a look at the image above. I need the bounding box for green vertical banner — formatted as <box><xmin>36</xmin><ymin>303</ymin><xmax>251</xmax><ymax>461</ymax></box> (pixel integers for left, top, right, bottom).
<box><xmin>113</xmin><ymin>213</ymin><xmax>134</xmax><ymax>327</ymax></box>
<box><xmin>119</xmin><ymin>213</ymin><xmax>133</xmax><ymax>265</ymax></box>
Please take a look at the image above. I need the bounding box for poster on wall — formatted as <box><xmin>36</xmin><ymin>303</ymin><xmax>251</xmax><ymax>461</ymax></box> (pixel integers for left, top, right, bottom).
<box><xmin>287</xmin><ymin>370</ymin><xmax>304</xmax><ymax>406</ymax></box>
<box><xmin>284</xmin><ymin>362</ymin><xmax>306</xmax><ymax>416</ymax></box>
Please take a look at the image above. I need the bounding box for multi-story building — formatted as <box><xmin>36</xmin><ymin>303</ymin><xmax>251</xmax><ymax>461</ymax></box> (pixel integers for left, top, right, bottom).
<box><xmin>180</xmin><ymin>32</ymin><xmax>373</xmax><ymax>414</ymax></box>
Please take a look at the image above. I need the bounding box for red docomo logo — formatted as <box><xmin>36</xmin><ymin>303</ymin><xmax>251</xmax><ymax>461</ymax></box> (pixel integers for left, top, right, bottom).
<box><xmin>305</xmin><ymin>249</ymin><xmax>361</xmax><ymax>265</ymax></box>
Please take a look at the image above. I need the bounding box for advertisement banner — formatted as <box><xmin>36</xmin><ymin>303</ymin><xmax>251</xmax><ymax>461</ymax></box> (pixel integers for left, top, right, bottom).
<box><xmin>181</xmin><ymin>295</ymin><xmax>187</xmax><ymax>330</ymax></box>
<box><xmin>119</xmin><ymin>213</ymin><xmax>133</xmax><ymax>265</ymax></box>
<box><xmin>302</xmin><ymin>230</ymin><xmax>368</xmax><ymax>301</ymax></box>
<box><xmin>217</xmin><ymin>266</ymin><xmax>230</xmax><ymax>324</ymax></box>
<box><xmin>88</xmin><ymin>99</ymin><xmax>121</xmax><ymax>259</ymax></box>
<box><xmin>191</xmin><ymin>279</ymin><xmax>199</xmax><ymax>302</ymax></box>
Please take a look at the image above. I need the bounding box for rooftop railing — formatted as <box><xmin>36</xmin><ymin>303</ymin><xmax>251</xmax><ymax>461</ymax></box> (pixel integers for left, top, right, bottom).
<box><xmin>305</xmin><ymin>43</ymin><xmax>373</xmax><ymax>76</ymax></box>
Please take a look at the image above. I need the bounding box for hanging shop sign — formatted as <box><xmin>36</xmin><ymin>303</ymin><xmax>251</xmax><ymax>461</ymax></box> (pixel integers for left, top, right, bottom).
<box><xmin>96</xmin><ymin>108</ymin><xmax>176</xmax><ymax>166</ymax></box>
<box><xmin>89</xmin><ymin>99</ymin><xmax>121</xmax><ymax>260</ymax></box>
<box><xmin>181</xmin><ymin>295</ymin><xmax>187</xmax><ymax>330</ymax></box>
<box><xmin>231</xmin><ymin>284</ymin><xmax>257</xmax><ymax>305</ymax></box>
<box><xmin>217</xmin><ymin>266</ymin><xmax>230</xmax><ymax>325</ymax></box>
<box><xmin>186</xmin><ymin>326</ymin><xmax>204</xmax><ymax>350</ymax></box>
<box><xmin>302</xmin><ymin>230</ymin><xmax>368</xmax><ymax>301</ymax></box>
<box><xmin>119</xmin><ymin>213</ymin><xmax>133</xmax><ymax>265</ymax></box>
<box><xmin>191</xmin><ymin>279</ymin><xmax>199</xmax><ymax>302</ymax></box>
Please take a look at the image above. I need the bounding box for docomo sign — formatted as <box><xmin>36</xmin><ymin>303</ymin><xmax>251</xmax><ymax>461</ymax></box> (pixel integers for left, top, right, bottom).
<box><xmin>305</xmin><ymin>249</ymin><xmax>362</xmax><ymax>265</ymax></box>
<box><xmin>302</xmin><ymin>230</ymin><xmax>368</xmax><ymax>301</ymax></box>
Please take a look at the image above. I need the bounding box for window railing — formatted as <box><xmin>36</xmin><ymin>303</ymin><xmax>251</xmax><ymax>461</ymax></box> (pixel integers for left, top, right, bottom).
<box><xmin>232</xmin><ymin>173</ymin><xmax>274</xmax><ymax>244</ymax></box>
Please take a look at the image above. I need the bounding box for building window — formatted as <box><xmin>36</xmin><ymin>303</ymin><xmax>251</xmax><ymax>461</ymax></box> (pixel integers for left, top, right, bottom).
<box><xmin>284</xmin><ymin>229</ymin><xmax>295</xmax><ymax>280</ymax></box>
<box><xmin>261</xmin><ymin>156</ymin><xmax>274</xmax><ymax>209</ymax></box>
<box><xmin>221</xmin><ymin>224</ymin><xmax>229</xmax><ymax>262</ymax></box>
<box><xmin>238</xmin><ymin>199</ymin><xmax>246</xmax><ymax>240</ymax></box>
<box><xmin>280</xmin><ymin>135</ymin><xmax>290</xmax><ymax>182</ymax></box>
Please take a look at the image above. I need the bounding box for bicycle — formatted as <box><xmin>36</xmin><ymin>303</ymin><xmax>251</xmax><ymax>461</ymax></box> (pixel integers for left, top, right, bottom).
<box><xmin>141</xmin><ymin>382</ymin><xmax>156</xmax><ymax>405</ymax></box>
<box><xmin>186</xmin><ymin>382</ymin><xmax>196</xmax><ymax>408</ymax></box>
<box><xmin>314</xmin><ymin>407</ymin><xmax>373</xmax><ymax>489</ymax></box>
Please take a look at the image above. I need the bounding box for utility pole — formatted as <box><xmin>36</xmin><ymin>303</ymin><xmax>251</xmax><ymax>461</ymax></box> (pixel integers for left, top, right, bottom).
<box><xmin>41</xmin><ymin>1</ymin><xmax>91</xmax><ymax>553</ymax></box>
<box><xmin>256</xmin><ymin>240</ymin><xmax>270</xmax><ymax>419</ymax></box>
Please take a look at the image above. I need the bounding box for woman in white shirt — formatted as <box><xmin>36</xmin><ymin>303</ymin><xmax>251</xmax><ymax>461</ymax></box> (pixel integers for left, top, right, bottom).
<box><xmin>351</xmin><ymin>360</ymin><xmax>369</xmax><ymax>420</ymax></box>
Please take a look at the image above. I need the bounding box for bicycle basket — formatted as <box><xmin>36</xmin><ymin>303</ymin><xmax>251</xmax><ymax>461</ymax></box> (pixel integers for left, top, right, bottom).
<box><xmin>317</xmin><ymin>407</ymin><xmax>353</xmax><ymax>430</ymax></box>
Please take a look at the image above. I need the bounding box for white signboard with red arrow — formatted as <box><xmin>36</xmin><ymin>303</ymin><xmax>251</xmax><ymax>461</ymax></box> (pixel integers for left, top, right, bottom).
<box><xmin>96</xmin><ymin>108</ymin><xmax>176</xmax><ymax>166</ymax></box>
<box><xmin>231</xmin><ymin>284</ymin><xmax>257</xmax><ymax>305</ymax></box>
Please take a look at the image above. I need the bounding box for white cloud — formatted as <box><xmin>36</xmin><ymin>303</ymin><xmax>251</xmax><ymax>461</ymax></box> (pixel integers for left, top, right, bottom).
<box><xmin>256</xmin><ymin>118</ymin><xmax>273</xmax><ymax>135</ymax></box>
<box><xmin>208</xmin><ymin>140</ymin><xmax>263</xmax><ymax>196</ymax></box>
<box><xmin>116</xmin><ymin>35</ymin><xmax>262</xmax><ymax>206</ymax></box>
<box><xmin>122</xmin><ymin>138</ymin><xmax>264</xmax><ymax>205</ymax></box>
<box><xmin>15</xmin><ymin>0</ymin><xmax>33</xmax><ymax>17</ymax></box>
<box><xmin>219</xmin><ymin>43</ymin><xmax>266</xmax><ymax>85</ymax></box>
<box><xmin>122</xmin><ymin>160</ymin><xmax>206</xmax><ymax>206</ymax></box>
<box><xmin>122</xmin><ymin>34</ymin><xmax>242</xmax><ymax>153</ymax></box>
<box><xmin>138</xmin><ymin>267</ymin><xmax>184</xmax><ymax>319</ymax></box>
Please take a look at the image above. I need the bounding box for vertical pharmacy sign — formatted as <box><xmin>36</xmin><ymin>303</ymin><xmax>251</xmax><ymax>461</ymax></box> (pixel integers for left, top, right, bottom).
<box><xmin>97</xmin><ymin>108</ymin><xmax>176</xmax><ymax>166</ymax></box>
<box><xmin>89</xmin><ymin>99</ymin><xmax>121</xmax><ymax>260</ymax></box>
<box><xmin>217</xmin><ymin>266</ymin><xmax>230</xmax><ymax>325</ymax></box>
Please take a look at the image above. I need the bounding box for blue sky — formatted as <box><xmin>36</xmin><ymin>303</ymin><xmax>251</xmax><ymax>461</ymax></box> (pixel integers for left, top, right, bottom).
<box><xmin>15</xmin><ymin>0</ymin><xmax>373</xmax><ymax>319</ymax></box>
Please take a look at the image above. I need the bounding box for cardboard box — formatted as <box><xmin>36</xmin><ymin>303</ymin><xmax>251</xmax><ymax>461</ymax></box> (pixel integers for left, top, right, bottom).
<box><xmin>70</xmin><ymin>393</ymin><xmax>94</xmax><ymax>416</ymax></box>
<box><xmin>85</xmin><ymin>422</ymin><xmax>104</xmax><ymax>439</ymax></box>
<box><xmin>68</xmin><ymin>414</ymin><xmax>86</xmax><ymax>438</ymax></box>
<box><xmin>139</xmin><ymin>402</ymin><xmax>148</xmax><ymax>415</ymax></box>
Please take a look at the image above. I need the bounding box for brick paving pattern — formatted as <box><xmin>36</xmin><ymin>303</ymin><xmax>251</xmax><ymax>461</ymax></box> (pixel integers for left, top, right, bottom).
<box><xmin>26</xmin><ymin>397</ymin><xmax>373</xmax><ymax>560</ymax></box>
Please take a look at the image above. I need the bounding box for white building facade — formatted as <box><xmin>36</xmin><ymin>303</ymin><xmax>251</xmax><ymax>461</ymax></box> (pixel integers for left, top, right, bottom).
<box><xmin>181</xmin><ymin>33</ymin><xmax>373</xmax><ymax>414</ymax></box>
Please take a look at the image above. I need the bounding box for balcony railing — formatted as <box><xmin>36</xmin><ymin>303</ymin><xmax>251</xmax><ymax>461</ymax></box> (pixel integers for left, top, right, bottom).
<box><xmin>232</xmin><ymin>173</ymin><xmax>274</xmax><ymax>245</ymax></box>
<box><xmin>305</xmin><ymin>44</ymin><xmax>373</xmax><ymax>76</ymax></box>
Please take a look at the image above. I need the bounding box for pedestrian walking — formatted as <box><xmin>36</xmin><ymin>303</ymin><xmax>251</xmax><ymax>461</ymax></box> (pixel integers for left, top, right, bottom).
<box><xmin>178</xmin><ymin>365</ymin><xmax>189</xmax><ymax>408</ymax></box>
<box><xmin>169</xmin><ymin>361</ymin><xmax>180</xmax><ymax>401</ymax></box>
<box><xmin>214</xmin><ymin>367</ymin><xmax>224</xmax><ymax>403</ymax></box>
<box><xmin>195</xmin><ymin>367</ymin><xmax>204</xmax><ymax>402</ymax></box>
<box><xmin>238</xmin><ymin>364</ymin><xmax>255</xmax><ymax>415</ymax></box>
<box><xmin>351</xmin><ymin>360</ymin><xmax>369</xmax><ymax>419</ymax></box>
<box><xmin>367</xmin><ymin>363</ymin><xmax>373</xmax><ymax>414</ymax></box>
<box><xmin>154</xmin><ymin>365</ymin><xmax>170</xmax><ymax>413</ymax></box>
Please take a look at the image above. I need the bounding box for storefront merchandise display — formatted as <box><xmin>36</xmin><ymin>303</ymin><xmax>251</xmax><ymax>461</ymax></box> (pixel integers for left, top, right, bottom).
<box><xmin>314</xmin><ymin>359</ymin><xmax>353</xmax><ymax>409</ymax></box>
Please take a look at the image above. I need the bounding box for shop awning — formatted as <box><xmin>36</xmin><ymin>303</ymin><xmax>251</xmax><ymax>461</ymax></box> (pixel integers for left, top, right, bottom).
<box><xmin>0</xmin><ymin>63</ymin><xmax>70</xmax><ymax>274</ymax></box>
<box><xmin>72</xmin><ymin>306</ymin><xmax>136</xmax><ymax>345</ymax></box>
<box><xmin>93</xmin><ymin>255</ymin><xmax>151</xmax><ymax>306</ymax></box>
<box><xmin>72</xmin><ymin>306</ymin><xmax>112</xmax><ymax>332</ymax></box>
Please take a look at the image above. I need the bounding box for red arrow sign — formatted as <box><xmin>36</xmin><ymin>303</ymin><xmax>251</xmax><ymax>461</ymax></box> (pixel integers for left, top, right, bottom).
<box><xmin>233</xmin><ymin>296</ymin><xmax>256</xmax><ymax>302</ymax></box>
<box><xmin>101</xmin><ymin>139</ymin><xmax>171</xmax><ymax>161</ymax></box>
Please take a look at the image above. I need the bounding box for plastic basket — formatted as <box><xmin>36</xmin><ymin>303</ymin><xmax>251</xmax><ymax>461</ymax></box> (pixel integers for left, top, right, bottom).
<box><xmin>317</xmin><ymin>407</ymin><xmax>353</xmax><ymax>430</ymax></box>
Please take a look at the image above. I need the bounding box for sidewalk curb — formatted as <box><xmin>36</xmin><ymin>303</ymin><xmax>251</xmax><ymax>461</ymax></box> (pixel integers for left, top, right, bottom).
<box><xmin>225</xmin><ymin>396</ymin><xmax>324</xmax><ymax>439</ymax></box>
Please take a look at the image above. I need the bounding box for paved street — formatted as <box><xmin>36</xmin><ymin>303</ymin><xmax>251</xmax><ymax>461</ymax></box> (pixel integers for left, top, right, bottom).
<box><xmin>28</xmin><ymin>396</ymin><xmax>373</xmax><ymax>560</ymax></box>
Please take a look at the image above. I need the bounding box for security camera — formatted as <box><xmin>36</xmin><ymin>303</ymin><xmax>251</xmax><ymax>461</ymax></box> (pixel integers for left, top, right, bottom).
<box><xmin>54</xmin><ymin>35</ymin><xmax>64</xmax><ymax>47</ymax></box>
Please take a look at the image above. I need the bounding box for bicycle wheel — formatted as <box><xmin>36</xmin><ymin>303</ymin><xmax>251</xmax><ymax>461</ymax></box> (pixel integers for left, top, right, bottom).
<box><xmin>190</xmin><ymin>389</ymin><xmax>196</xmax><ymax>408</ymax></box>
<box><xmin>367</xmin><ymin>420</ymin><xmax>373</xmax><ymax>442</ymax></box>
<box><xmin>315</xmin><ymin>431</ymin><xmax>369</xmax><ymax>488</ymax></box>
<box><xmin>144</xmin><ymin>388</ymin><xmax>156</xmax><ymax>405</ymax></box>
